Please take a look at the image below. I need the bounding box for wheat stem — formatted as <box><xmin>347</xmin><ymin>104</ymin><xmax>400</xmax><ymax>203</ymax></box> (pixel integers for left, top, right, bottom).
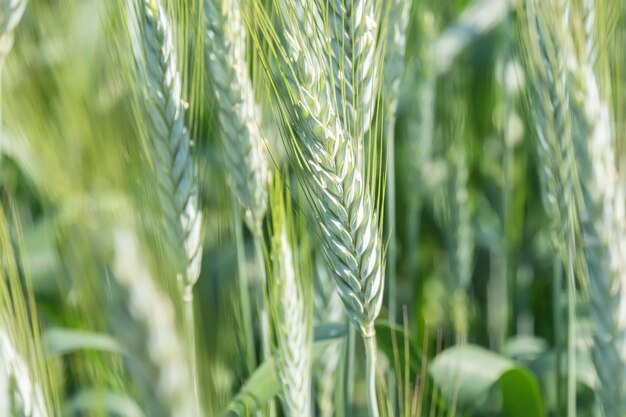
<box><xmin>363</xmin><ymin>334</ymin><xmax>380</xmax><ymax>417</ymax></box>
<box><xmin>233</xmin><ymin>195</ymin><xmax>257</xmax><ymax>373</ymax></box>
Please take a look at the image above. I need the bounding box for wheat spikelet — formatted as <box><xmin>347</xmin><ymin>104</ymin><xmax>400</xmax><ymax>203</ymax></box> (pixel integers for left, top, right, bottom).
<box><xmin>136</xmin><ymin>0</ymin><xmax>202</xmax><ymax>292</ymax></box>
<box><xmin>323</xmin><ymin>0</ymin><xmax>381</xmax><ymax>145</ymax></box>
<box><xmin>110</xmin><ymin>228</ymin><xmax>194</xmax><ymax>417</ymax></box>
<box><xmin>203</xmin><ymin>0</ymin><xmax>268</xmax><ymax>232</ymax></box>
<box><xmin>313</xmin><ymin>259</ymin><xmax>344</xmax><ymax>417</ymax></box>
<box><xmin>0</xmin><ymin>0</ymin><xmax>26</xmax><ymax>61</ymax></box>
<box><xmin>568</xmin><ymin>1</ymin><xmax>626</xmax><ymax>414</ymax></box>
<box><xmin>268</xmin><ymin>186</ymin><xmax>313</xmax><ymax>417</ymax></box>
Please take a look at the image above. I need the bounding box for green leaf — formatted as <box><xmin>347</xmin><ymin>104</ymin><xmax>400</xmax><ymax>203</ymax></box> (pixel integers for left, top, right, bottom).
<box><xmin>44</xmin><ymin>328</ymin><xmax>125</xmax><ymax>356</ymax></box>
<box><xmin>430</xmin><ymin>344</ymin><xmax>545</xmax><ymax>417</ymax></box>
<box><xmin>224</xmin><ymin>322</ymin><xmax>346</xmax><ymax>417</ymax></box>
<box><xmin>64</xmin><ymin>389</ymin><xmax>144</xmax><ymax>417</ymax></box>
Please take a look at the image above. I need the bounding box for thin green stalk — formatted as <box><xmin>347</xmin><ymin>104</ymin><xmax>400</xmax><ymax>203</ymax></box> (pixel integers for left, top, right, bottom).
<box><xmin>252</xmin><ymin>231</ymin><xmax>275</xmax><ymax>417</ymax></box>
<box><xmin>553</xmin><ymin>258</ymin><xmax>564</xmax><ymax>417</ymax></box>
<box><xmin>565</xmin><ymin>232</ymin><xmax>576</xmax><ymax>417</ymax></box>
<box><xmin>363</xmin><ymin>334</ymin><xmax>380</xmax><ymax>417</ymax></box>
<box><xmin>385</xmin><ymin>113</ymin><xmax>398</xmax><ymax>415</ymax></box>
<box><xmin>232</xmin><ymin>197</ymin><xmax>256</xmax><ymax>373</ymax></box>
<box><xmin>344</xmin><ymin>321</ymin><xmax>356</xmax><ymax>417</ymax></box>
<box><xmin>182</xmin><ymin>288</ymin><xmax>201</xmax><ymax>417</ymax></box>
<box><xmin>386</xmin><ymin>114</ymin><xmax>397</xmax><ymax>326</ymax></box>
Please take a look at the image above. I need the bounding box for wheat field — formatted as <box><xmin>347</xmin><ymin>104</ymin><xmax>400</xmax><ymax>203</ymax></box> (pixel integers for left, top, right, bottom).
<box><xmin>0</xmin><ymin>0</ymin><xmax>624</xmax><ymax>416</ymax></box>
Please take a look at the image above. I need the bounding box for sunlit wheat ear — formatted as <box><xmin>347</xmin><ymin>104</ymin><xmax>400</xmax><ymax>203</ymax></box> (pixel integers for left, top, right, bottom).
<box><xmin>259</xmin><ymin>3</ymin><xmax>385</xmax><ymax>416</ymax></box>
<box><xmin>110</xmin><ymin>228</ymin><xmax>194</xmax><ymax>417</ymax></box>
<box><xmin>203</xmin><ymin>0</ymin><xmax>268</xmax><ymax>233</ymax></box>
<box><xmin>313</xmin><ymin>259</ymin><xmax>344</xmax><ymax>417</ymax></box>
<box><xmin>0</xmin><ymin>0</ymin><xmax>26</xmax><ymax>61</ymax></box>
<box><xmin>275</xmin><ymin>0</ymin><xmax>384</xmax><ymax>345</ymax></box>
<box><xmin>136</xmin><ymin>0</ymin><xmax>202</xmax><ymax>291</ymax></box>
<box><xmin>269</xmin><ymin>180</ymin><xmax>313</xmax><ymax>417</ymax></box>
<box><xmin>568</xmin><ymin>1</ymin><xmax>626</xmax><ymax>414</ymax></box>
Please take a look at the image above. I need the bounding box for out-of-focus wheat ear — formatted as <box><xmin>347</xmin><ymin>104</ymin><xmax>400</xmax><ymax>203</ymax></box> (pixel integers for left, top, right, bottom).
<box><xmin>203</xmin><ymin>0</ymin><xmax>269</xmax><ymax>233</ymax></box>
<box><xmin>313</xmin><ymin>258</ymin><xmax>344</xmax><ymax>417</ymax></box>
<box><xmin>0</xmin><ymin>203</ymin><xmax>56</xmax><ymax>417</ymax></box>
<box><xmin>568</xmin><ymin>1</ymin><xmax>626</xmax><ymax>414</ymax></box>
<box><xmin>519</xmin><ymin>2</ymin><xmax>580</xmax><ymax>415</ymax></box>
<box><xmin>135</xmin><ymin>1</ymin><xmax>203</xmax><ymax>414</ymax></box>
<box><xmin>0</xmin><ymin>0</ymin><xmax>26</xmax><ymax>62</ymax></box>
<box><xmin>269</xmin><ymin>176</ymin><xmax>313</xmax><ymax>417</ymax></box>
<box><xmin>435</xmin><ymin>79</ymin><xmax>473</xmax><ymax>339</ymax></box>
<box><xmin>137</xmin><ymin>0</ymin><xmax>202</xmax><ymax>291</ymax></box>
<box><xmin>382</xmin><ymin>0</ymin><xmax>411</xmax><ymax>327</ymax></box>
<box><xmin>404</xmin><ymin>10</ymin><xmax>437</xmax><ymax>284</ymax></box>
<box><xmin>110</xmin><ymin>228</ymin><xmax>195</xmax><ymax>417</ymax></box>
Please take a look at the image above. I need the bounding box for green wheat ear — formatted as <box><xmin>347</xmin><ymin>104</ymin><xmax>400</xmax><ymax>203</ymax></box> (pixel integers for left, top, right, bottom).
<box><xmin>0</xmin><ymin>203</ymin><xmax>59</xmax><ymax>417</ymax></box>
<box><xmin>0</xmin><ymin>0</ymin><xmax>26</xmax><ymax>61</ymax></box>
<box><xmin>203</xmin><ymin>0</ymin><xmax>269</xmax><ymax>233</ymax></box>
<box><xmin>268</xmin><ymin>174</ymin><xmax>313</xmax><ymax>417</ymax></box>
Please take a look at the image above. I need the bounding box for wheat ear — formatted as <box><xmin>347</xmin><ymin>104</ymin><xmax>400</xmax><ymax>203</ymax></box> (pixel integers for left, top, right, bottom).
<box><xmin>0</xmin><ymin>330</ymin><xmax>49</xmax><ymax>417</ymax></box>
<box><xmin>203</xmin><ymin>0</ymin><xmax>274</xmax><ymax>376</ymax></box>
<box><xmin>436</xmin><ymin>85</ymin><xmax>472</xmax><ymax>338</ymax></box>
<box><xmin>135</xmin><ymin>2</ymin><xmax>202</xmax><ymax>414</ymax></box>
<box><xmin>0</xmin><ymin>0</ymin><xmax>26</xmax><ymax>62</ymax></box>
<box><xmin>568</xmin><ymin>1</ymin><xmax>626</xmax><ymax>414</ymax></box>
<box><xmin>138</xmin><ymin>0</ymin><xmax>202</xmax><ymax>292</ymax></box>
<box><xmin>269</xmin><ymin>180</ymin><xmax>313</xmax><ymax>417</ymax></box>
<box><xmin>273</xmin><ymin>4</ymin><xmax>385</xmax><ymax>416</ymax></box>
<box><xmin>203</xmin><ymin>0</ymin><xmax>268</xmax><ymax>232</ymax></box>
<box><xmin>110</xmin><ymin>228</ymin><xmax>194</xmax><ymax>417</ymax></box>
<box><xmin>0</xmin><ymin>206</ymin><xmax>51</xmax><ymax>417</ymax></box>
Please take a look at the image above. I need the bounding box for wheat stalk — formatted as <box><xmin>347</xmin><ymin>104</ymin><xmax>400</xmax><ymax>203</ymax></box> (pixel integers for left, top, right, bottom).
<box><xmin>203</xmin><ymin>0</ymin><xmax>269</xmax><ymax>233</ymax></box>
<box><xmin>0</xmin><ymin>0</ymin><xmax>26</xmax><ymax>62</ymax></box>
<box><xmin>269</xmin><ymin>182</ymin><xmax>313</xmax><ymax>417</ymax></box>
